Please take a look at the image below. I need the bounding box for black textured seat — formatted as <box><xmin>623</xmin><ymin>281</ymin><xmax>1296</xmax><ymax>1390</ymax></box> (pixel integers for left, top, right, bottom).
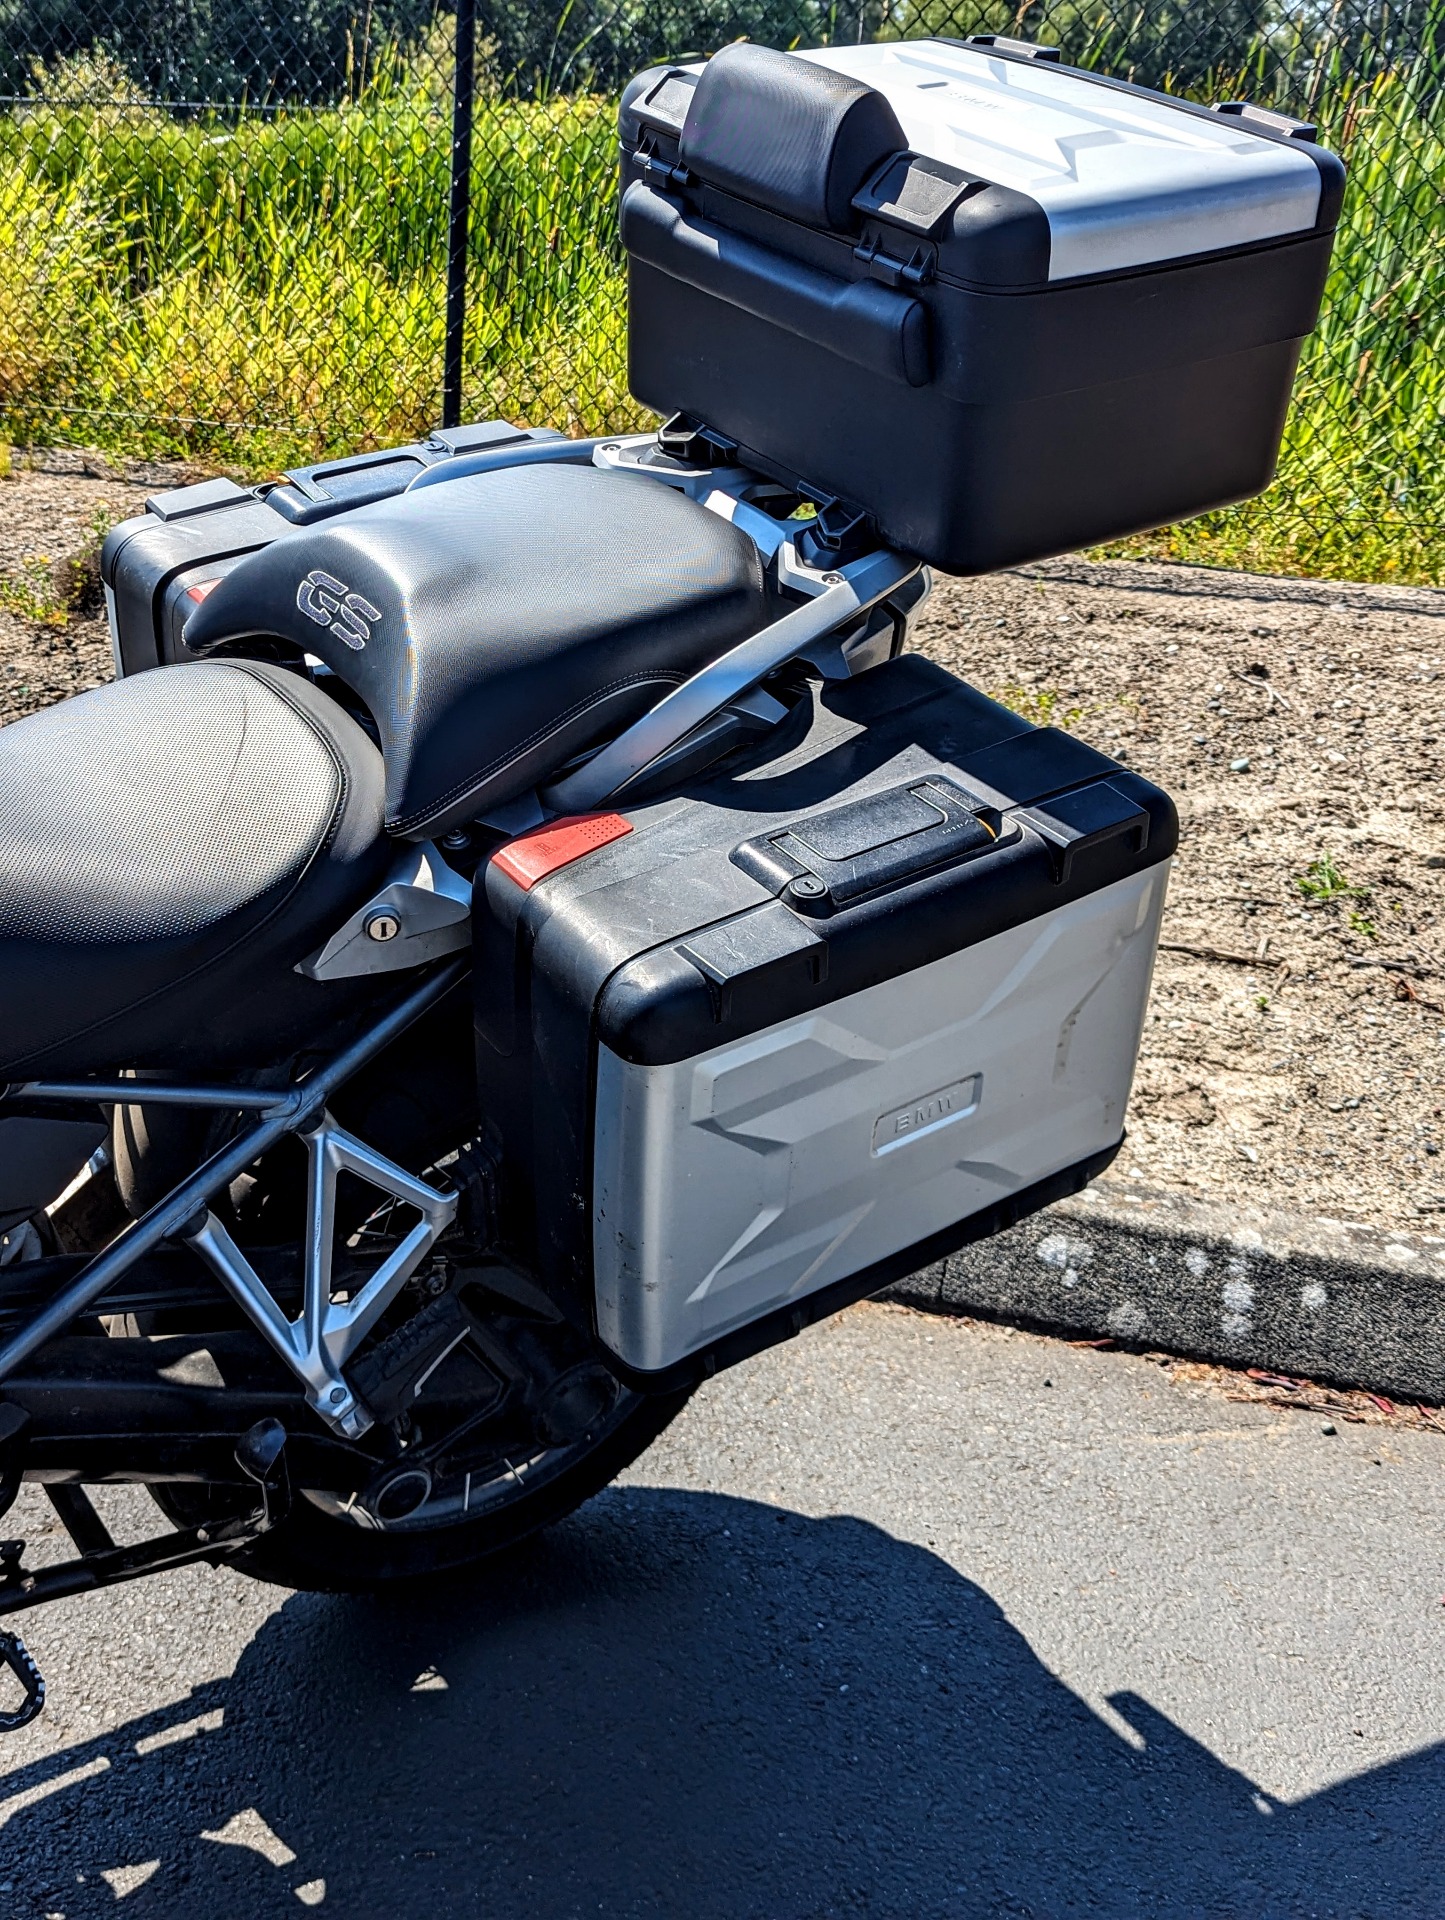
<box><xmin>0</xmin><ymin>660</ymin><xmax>391</xmax><ymax>1078</ymax></box>
<box><xmin>183</xmin><ymin>463</ymin><xmax>772</xmax><ymax>837</ymax></box>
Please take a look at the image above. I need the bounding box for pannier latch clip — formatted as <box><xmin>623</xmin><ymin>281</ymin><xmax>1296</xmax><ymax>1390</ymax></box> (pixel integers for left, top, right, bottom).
<box><xmin>634</xmin><ymin>131</ymin><xmax>692</xmax><ymax>194</ymax></box>
<box><xmin>853</xmin><ymin>234</ymin><xmax>935</xmax><ymax>290</ymax></box>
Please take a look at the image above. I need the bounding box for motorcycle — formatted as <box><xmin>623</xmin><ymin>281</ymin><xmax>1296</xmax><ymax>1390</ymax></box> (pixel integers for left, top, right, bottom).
<box><xmin>0</xmin><ymin>36</ymin><xmax>1338</xmax><ymax>1729</ymax></box>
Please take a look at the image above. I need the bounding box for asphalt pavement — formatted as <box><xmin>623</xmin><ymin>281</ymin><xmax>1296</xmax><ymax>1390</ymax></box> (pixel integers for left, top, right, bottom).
<box><xmin>0</xmin><ymin>1302</ymin><xmax>1441</xmax><ymax>1919</ymax></box>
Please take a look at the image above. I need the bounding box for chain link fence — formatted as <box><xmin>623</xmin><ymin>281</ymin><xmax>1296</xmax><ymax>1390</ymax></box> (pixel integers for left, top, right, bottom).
<box><xmin>0</xmin><ymin>0</ymin><xmax>1439</xmax><ymax>576</ymax></box>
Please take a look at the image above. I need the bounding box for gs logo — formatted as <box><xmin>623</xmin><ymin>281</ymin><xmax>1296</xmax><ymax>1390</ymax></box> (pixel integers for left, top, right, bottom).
<box><xmin>296</xmin><ymin>570</ymin><xmax>380</xmax><ymax>651</ymax></box>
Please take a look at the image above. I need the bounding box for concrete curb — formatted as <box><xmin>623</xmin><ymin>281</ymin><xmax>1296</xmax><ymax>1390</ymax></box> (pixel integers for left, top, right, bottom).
<box><xmin>881</xmin><ymin>1179</ymin><xmax>1445</xmax><ymax>1405</ymax></box>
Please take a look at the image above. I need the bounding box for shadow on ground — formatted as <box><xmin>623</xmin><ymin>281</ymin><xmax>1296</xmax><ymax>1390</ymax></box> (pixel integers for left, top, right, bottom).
<box><xmin>1</xmin><ymin>1487</ymin><xmax>1440</xmax><ymax>1918</ymax></box>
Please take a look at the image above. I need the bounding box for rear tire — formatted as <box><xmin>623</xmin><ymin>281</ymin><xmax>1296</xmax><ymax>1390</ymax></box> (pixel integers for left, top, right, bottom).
<box><xmin>153</xmin><ymin>1386</ymin><xmax>690</xmax><ymax>1594</ymax></box>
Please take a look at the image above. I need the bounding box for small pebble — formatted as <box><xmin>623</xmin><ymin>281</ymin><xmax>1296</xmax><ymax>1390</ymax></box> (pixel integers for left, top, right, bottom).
<box><xmin>1321</xmin><ymin>1421</ymin><xmax>1337</xmax><ymax>1436</ymax></box>
<box><xmin>1229</xmin><ymin>757</ymin><xmax>1251</xmax><ymax>773</ymax></box>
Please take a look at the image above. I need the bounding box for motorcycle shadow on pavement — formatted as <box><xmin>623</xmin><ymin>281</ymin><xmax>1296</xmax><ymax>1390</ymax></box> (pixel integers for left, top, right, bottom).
<box><xmin>0</xmin><ymin>1485</ymin><xmax>1440</xmax><ymax>1919</ymax></box>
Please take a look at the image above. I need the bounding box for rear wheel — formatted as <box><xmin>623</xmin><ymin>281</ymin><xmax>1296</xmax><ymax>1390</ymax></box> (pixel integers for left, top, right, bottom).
<box><xmin>147</xmin><ymin>1136</ymin><xmax>692</xmax><ymax>1594</ymax></box>
<box><xmin>161</xmin><ymin>1383</ymin><xmax>690</xmax><ymax>1594</ymax></box>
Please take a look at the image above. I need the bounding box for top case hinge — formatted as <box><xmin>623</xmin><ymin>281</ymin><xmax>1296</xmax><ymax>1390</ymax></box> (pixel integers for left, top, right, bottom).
<box><xmin>634</xmin><ymin>129</ymin><xmax>691</xmax><ymax>194</ymax></box>
<box><xmin>853</xmin><ymin>231</ymin><xmax>936</xmax><ymax>289</ymax></box>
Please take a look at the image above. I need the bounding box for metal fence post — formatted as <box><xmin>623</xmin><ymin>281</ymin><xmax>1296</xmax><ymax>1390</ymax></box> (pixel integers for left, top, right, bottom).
<box><xmin>442</xmin><ymin>0</ymin><xmax>476</xmax><ymax>430</ymax></box>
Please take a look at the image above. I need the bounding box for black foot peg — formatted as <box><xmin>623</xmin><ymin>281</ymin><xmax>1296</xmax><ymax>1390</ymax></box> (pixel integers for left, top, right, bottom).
<box><xmin>0</xmin><ymin>1628</ymin><xmax>45</xmax><ymax>1732</ymax></box>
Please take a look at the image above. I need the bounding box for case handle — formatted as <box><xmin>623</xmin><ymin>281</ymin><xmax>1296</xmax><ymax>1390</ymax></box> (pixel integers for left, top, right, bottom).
<box><xmin>956</xmin><ymin>33</ymin><xmax>1061</xmax><ymax>60</ymax></box>
<box><xmin>622</xmin><ymin>181</ymin><xmax>929</xmax><ymax>389</ymax></box>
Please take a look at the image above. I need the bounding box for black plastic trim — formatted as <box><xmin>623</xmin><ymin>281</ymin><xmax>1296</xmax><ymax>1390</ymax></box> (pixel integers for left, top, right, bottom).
<box><xmin>622</xmin><ymin>181</ymin><xmax>929</xmax><ymax>387</ymax></box>
<box><xmin>626</xmin><ymin>240</ymin><xmax>1329</xmax><ymax>573</ymax></box>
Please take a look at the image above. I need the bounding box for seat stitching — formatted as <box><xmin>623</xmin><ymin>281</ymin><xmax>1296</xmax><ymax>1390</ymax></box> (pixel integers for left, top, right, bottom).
<box><xmin>392</xmin><ymin>670</ymin><xmax>683</xmax><ymax>833</ymax></box>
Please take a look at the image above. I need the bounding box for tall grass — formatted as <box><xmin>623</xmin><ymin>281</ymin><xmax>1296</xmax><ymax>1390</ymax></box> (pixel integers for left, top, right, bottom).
<box><xmin>0</xmin><ymin>76</ymin><xmax>635</xmax><ymax>465</ymax></box>
<box><xmin>0</xmin><ymin>52</ymin><xmax>1438</xmax><ymax>579</ymax></box>
<box><xmin>1104</xmin><ymin>62</ymin><xmax>1445</xmax><ymax>582</ymax></box>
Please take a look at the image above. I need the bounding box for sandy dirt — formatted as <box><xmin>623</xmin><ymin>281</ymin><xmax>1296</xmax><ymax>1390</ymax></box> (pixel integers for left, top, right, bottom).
<box><xmin>915</xmin><ymin>559</ymin><xmax>1445</xmax><ymax>1231</ymax></box>
<box><xmin>0</xmin><ymin>462</ymin><xmax>1441</xmax><ymax>1231</ymax></box>
<box><xmin>0</xmin><ymin>459</ymin><xmax>162</xmax><ymax>724</ymax></box>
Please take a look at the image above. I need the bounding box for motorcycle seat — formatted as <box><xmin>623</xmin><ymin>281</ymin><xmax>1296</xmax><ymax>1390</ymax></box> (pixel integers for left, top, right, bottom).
<box><xmin>183</xmin><ymin>462</ymin><xmax>772</xmax><ymax>837</ymax></box>
<box><xmin>0</xmin><ymin>659</ymin><xmax>392</xmax><ymax>1079</ymax></box>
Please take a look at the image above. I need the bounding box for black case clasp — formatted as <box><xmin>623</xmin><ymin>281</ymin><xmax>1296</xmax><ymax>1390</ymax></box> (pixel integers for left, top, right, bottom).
<box><xmin>854</xmin><ymin>230</ymin><xmax>936</xmax><ymax>288</ymax></box>
<box><xmin>1018</xmin><ymin>782</ymin><xmax>1150</xmax><ymax>882</ymax></box>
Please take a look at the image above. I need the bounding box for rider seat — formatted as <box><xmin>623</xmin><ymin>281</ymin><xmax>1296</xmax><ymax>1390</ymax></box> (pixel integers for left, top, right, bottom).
<box><xmin>0</xmin><ymin>659</ymin><xmax>392</xmax><ymax>1078</ymax></box>
<box><xmin>0</xmin><ymin>465</ymin><xmax>774</xmax><ymax>1078</ymax></box>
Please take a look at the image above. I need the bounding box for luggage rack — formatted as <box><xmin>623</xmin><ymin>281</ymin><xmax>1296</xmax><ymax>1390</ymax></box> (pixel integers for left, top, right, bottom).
<box><xmin>402</xmin><ymin>423</ymin><xmax>929</xmax><ymax>817</ymax></box>
<box><xmin>552</xmin><ymin>435</ymin><xmax>925</xmax><ymax>810</ymax></box>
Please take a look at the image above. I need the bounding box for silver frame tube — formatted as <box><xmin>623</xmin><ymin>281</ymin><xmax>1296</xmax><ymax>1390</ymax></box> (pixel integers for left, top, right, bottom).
<box><xmin>0</xmin><ymin>959</ymin><xmax>468</xmax><ymax>1388</ymax></box>
<box><xmin>15</xmin><ymin>1082</ymin><xmax>286</xmax><ymax>1112</ymax></box>
<box><xmin>185</xmin><ymin>1115</ymin><xmax>456</xmax><ymax>1439</ymax></box>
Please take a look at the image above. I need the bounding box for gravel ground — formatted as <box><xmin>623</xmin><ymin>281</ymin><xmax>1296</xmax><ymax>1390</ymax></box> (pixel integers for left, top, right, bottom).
<box><xmin>0</xmin><ymin>1303</ymin><xmax>1441</xmax><ymax>1918</ymax></box>
<box><xmin>0</xmin><ymin>465</ymin><xmax>1441</xmax><ymax>1230</ymax></box>
<box><xmin>0</xmin><ymin>459</ymin><xmax>172</xmax><ymax>726</ymax></box>
<box><xmin>915</xmin><ymin>559</ymin><xmax>1445</xmax><ymax>1231</ymax></box>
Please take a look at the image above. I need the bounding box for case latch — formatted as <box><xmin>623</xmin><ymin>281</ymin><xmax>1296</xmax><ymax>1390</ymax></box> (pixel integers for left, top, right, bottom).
<box><xmin>678</xmin><ymin>904</ymin><xmax>829</xmax><ymax>1024</ymax></box>
<box><xmin>853</xmin><ymin>232</ymin><xmax>935</xmax><ymax>289</ymax></box>
<box><xmin>1017</xmin><ymin>782</ymin><xmax>1150</xmax><ymax>883</ymax></box>
<box><xmin>634</xmin><ymin>130</ymin><xmax>691</xmax><ymax>193</ymax></box>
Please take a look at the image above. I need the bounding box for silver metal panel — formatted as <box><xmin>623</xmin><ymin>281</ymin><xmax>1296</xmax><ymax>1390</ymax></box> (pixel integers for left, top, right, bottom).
<box><xmin>593</xmin><ymin>863</ymin><xmax>1168</xmax><ymax>1371</ymax></box>
<box><xmin>798</xmin><ymin>43</ymin><xmax>1323</xmax><ymax>279</ymax></box>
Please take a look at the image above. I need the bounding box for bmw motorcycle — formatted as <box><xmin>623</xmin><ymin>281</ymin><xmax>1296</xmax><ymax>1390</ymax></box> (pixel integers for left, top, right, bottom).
<box><xmin>0</xmin><ymin>36</ymin><xmax>1338</xmax><ymax>1727</ymax></box>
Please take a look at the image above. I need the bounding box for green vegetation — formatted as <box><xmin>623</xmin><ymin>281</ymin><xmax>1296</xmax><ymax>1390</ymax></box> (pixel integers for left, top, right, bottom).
<box><xmin>0</xmin><ymin>553</ymin><xmax>68</xmax><ymax>625</ymax></box>
<box><xmin>1099</xmin><ymin>64</ymin><xmax>1445</xmax><ymax>584</ymax></box>
<box><xmin>0</xmin><ymin>43</ymin><xmax>1438</xmax><ymax>579</ymax></box>
<box><xmin>0</xmin><ymin>59</ymin><xmax>631</xmax><ymax>468</ymax></box>
<box><xmin>1293</xmin><ymin>855</ymin><xmax>1379</xmax><ymax>937</ymax></box>
<box><xmin>989</xmin><ymin>685</ymin><xmax>1087</xmax><ymax>729</ymax></box>
<box><xmin>0</xmin><ymin>503</ymin><xmax>117</xmax><ymax>624</ymax></box>
<box><xmin>1294</xmin><ymin>854</ymin><xmax>1369</xmax><ymax>905</ymax></box>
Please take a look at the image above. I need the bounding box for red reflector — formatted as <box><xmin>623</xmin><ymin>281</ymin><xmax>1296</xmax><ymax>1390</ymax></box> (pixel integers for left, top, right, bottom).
<box><xmin>491</xmin><ymin>813</ymin><xmax>633</xmax><ymax>891</ymax></box>
<box><xmin>185</xmin><ymin>578</ymin><xmax>221</xmax><ymax>603</ymax></box>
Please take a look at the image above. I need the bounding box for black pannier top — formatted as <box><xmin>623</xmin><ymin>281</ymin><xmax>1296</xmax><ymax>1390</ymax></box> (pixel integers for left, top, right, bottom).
<box><xmin>620</xmin><ymin>39</ymin><xmax>1344</xmax><ymax>575</ymax></box>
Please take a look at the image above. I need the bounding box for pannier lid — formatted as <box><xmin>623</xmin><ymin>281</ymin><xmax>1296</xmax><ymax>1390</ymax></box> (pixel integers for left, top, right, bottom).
<box><xmin>794</xmin><ymin>41</ymin><xmax>1325</xmax><ymax>279</ymax></box>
